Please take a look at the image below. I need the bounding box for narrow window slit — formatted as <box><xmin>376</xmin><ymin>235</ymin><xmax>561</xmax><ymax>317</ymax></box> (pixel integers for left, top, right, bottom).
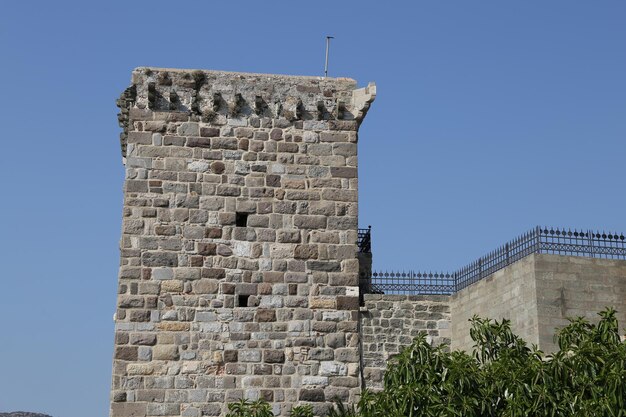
<box><xmin>236</xmin><ymin>212</ymin><xmax>248</xmax><ymax>227</ymax></box>
<box><xmin>238</xmin><ymin>294</ymin><xmax>249</xmax><ymax>307</ymax></box>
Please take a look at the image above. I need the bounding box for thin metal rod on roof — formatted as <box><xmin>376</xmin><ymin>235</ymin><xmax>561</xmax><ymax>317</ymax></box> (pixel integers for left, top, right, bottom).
<box><xmin>324</xmin><ymin>36</ymin><xmax>334</xmax><ymax>78</ymax></box>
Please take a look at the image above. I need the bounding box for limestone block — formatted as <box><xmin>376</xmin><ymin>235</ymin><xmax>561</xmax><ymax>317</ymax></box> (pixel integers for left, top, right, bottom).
<box><xmin>319</xmin><ymin>362</ymin><xmax>347</xmax><ymax>377</ymax></box>
<box><xmin>152</xmin><ymin>345</ymin><xmax>179</xmax><ymax>361</ymax></box>
<box><xmin>302</xmin><ymin>376</ymin><xmax>329</xmax><ymax>386</ymax></box>
<box><xmin>111</xmin><ymin>403</ymin><xmax>147</xmax><ymax>417</ymax></box>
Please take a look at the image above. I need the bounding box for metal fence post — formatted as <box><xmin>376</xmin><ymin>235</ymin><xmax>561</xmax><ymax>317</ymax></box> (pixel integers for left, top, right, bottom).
<box><xmin>453</xmin><ymin>272</ymin><xmax>458</xmax><ymax>293</ymax></box>
<box><xmin>505</xmin><ymin>243</ymin><xmax>510</xmax><ymax>265</ymax></box>
<box><xmin>535</xmin><ymin>226</ymin><xmax>541</xmax><ymax>254</ymax></box>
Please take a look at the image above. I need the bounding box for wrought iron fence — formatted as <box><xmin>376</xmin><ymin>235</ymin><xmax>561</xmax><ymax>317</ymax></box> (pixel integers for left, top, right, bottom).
<box><xmin>360</xmin><ymin>226</ymin><xmax>626</xmax><ymax>296</ymax></box>
<box><xmin>363</xmin><ymin>271</ymin><xmax>455</xmax><ymax>295</ymax></box>
<box><xmin>358</xmin><ymin>226</ymin><xmax>371</xmax><ymax>253</ymax></box>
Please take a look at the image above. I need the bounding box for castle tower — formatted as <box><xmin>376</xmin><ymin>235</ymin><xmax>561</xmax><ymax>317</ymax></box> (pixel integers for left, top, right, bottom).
<box><xmin>111</xmin><ymin>68</ymin><xmax>375</xmax><ymax>417</ymax></box>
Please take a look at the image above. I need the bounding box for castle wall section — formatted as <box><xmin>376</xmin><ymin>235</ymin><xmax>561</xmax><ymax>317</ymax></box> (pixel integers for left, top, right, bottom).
<box><xmin>108</xmin><ymin>66</ymin><xmax>626</xmax><ymax>416</ymax></box>
<box><xmin>451</xmin><ymin>254</ymin><xmax>626</xmax><ymax>353</ymax></box>
<box><xmin>359</xmin><ymin>294</ymin><xmax>451</xmax><ymax>390</ymax></box>
<box><xmin>111</xmin><ymin>68</ymin><xmax>375</xmax><ymax>417</ymax></box>
<box><xmin>450</xmin><ymin>256</ymin><xmax>539</xmax><ymax>351</ymax></box>
<box><xmin>353</xmin><ymin>256</ymin><xmax>626</xmax><ymax>391</ymax></box>
<box><xmin>534</xmin><ymin>254</ymin><xmax>626</xmax><ymax>352</ymax></box>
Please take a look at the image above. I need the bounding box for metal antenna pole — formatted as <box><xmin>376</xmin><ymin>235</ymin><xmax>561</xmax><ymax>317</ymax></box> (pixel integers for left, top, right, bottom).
<box><xmin>324</xmin><ymin>36</ymin><xmax>334</xmax><ymax>77</ymax></box>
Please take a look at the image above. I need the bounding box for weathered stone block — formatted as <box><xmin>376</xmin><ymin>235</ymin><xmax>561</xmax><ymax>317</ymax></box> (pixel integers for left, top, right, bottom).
<box><xmin>309</xmin><ymin>297</ymin><xmax>336</xmax><ymax>309</ymax></box>
<box><xmin>111</xmin><ymin>403</ymin><xmax>147</xmax><ymax>417</ymax></box>
<box><xmin>337</xmin><ymin>296</ymin><xmax>359</xmax><ymax>311</ymax></box>
<box><xmin>307</xmin><ymin>261</ymin><xmax>341</xmax><ymax>272</ymax></box>
<box><xmin>147</xmin><ymin>403</ymin><xmax>180</xmax><ymax>416</ymax></box>
<box><xmin>152</xmin><ymin>345</ymin><xmax>179</xmax><ymax>361</ymax></box>
<box><xmin>325</xmin><ymin>333</ymin><xmax>346</xmax><ymax>349</ymax></box>
<box><xmin>200</xmin><ymin>127</ymin><xmax>220</xmax><ymax>137</ymax></box>
<box><xmin>263</xmin><ymin>349</ymin><xmax>285</xmax><ymax>363</ymax></box>
<box><xmin>118</xmin><ymin>296</ymin><xmax>144</xmax><ymax>309</ymax></box>
<box><xmin>130</xmin><ymin>333</ymin><xmax>157</xmax><ymax>346</ymax></box>
<box><xmin>330</xmin><ymin>167</ymin><xmax>357</xmax><ymax>178</ymax></box>
<box><xmin>142</xmin><ymin>252</ymin><xmax>177</xmax><ymax>267</ymax></box>
<box><xmin>115</xmin><ymin>346</ymin><xmax>138</xmax><ymax>361</ymax></box>
<box><xmin>319</xmin><ymin>362</ymin><xmax>348</xmax><ymax>376</ymax></box>
<box><xmin>201</xmin><ymin>268</ymin><xmax>226</xmax><ymax>279</ymax></box>
<box><xmin>294</xmin><ymin>244</ymin><xmax>319</xmax><ymax>259</ymax></box>
<box><xmin>151</xmin><ymin>268</ymin><xmax>173</xmax><ymax>280</ymax></box>
<box><xmin>160</xmin><ymin>279</ymin><xmax>183</xmax><ymax>293</ymax></box>
<box><xmin>324</xmin><ymin>387</ymin><xmax>349</xmax><ymax>402</ymax></box>
<box><xmin>239</xmin><ymin>350</ymin><xmax>262</xmax><ymax>362</ymax></box>
<box><xmin>154</xmin><ymin>225</ymin><xmax>176</xmax><ymax>236</ymax></box>
<box><xmin>331</xmin><ymin>377</ymin><xmax>359</xmax><ymax>388</ymax></box>
<box><xmin>224</xmin><ymin>350</ymin><xmax>238</xmax><ymax>362</ymax></box>
<box><xmin>197</xmin><ymin>242</ymin><xmax>216</xmax><ymax>256</ymax></box>
<box><xmin>199</xmin><ymin>403</ymin><xmax>222</xmax><ymax>416</ymax></box>
<box><xmin>277</xmin><ymin>230</ymin><xmax>301</xmax><ymax>243</ymax></box>
<box><xmin>255</xmin><ymin>309</ymin><xmax>276</xmax><ymax>322</ymax></box>
<box><xmin>335</xmin><ymin>348</ymin><xmax>359</xmax><ymax>363</ymax></box>
<box><xmin>302</xmin><ymin>376</ymin><xmax>329</xmax><ymax>386</ymax></box>
<box><xmin>156</xmin><ymin>322</ymin><xmax>189</xmax><ymax>331</ymax></box>
<box><xmin>299</xmin><ymin>389</ymin><xmax>325</xmax><ymax>402</ymax></box>
<box><xmin>178</xmin><ymin>122</ymin><xmax>199</xmax><ymax>136</ymax></box>
<box><xmin>186</xmin><ymin>137</ymin><xmax>211</xmax><ymax>148</ymax></box>
<box><xmin>130</xmin><ymin>310</ymin><xmax>150</xmax><ymax>322</ymax></box>
<box><xmin>193</xmin><ymin>279</ymin><xmax>219</xmax><ymax>294</ymax></box>
<box><xmin>136</xmin><ymin>389</ymin><xmax>165</xmax><ymax>402</ymax></box>
<box><xmin>294</xmin><ymin>215</ymin><xmax>327</xmax><ymax>229</ymax></box>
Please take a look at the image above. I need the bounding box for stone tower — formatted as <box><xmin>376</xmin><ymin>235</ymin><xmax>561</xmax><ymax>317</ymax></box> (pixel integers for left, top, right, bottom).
<box><xmin>111</xmin><ymin>68</ymin><xmax>375</xmax><ymax>417</ymax></box>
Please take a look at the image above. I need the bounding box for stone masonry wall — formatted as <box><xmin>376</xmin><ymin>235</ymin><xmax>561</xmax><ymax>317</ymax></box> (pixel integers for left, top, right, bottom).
<box><xmin>359</xmin><ymin>295</ymin><xmax>451</xmax><ymax>390</ymax></box>
<box><xmin>111</xmin><ymin>68</ymin><xmax>375</xmax><ymax>417</ymax></box>
<box><xmin>451</xmin><ymin>254</ymin><xmax>626</xmax><ymax>353</ymax></box>
<box><xmin>534</xmin><ymin>254</ymin><xmax>626</xmax><ymax>352</ymax></box>
<box><xmin>450</xmin><ymin>256</ymin><xmax>538</xmax><ymax>351</ymax></box>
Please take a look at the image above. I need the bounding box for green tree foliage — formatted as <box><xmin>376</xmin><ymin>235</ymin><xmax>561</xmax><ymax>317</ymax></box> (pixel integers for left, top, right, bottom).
<box><xmin>226</xmin><ymin>399</ymin><xmax>314</xmax><ymax>417</ymax></box>
<box><xmin>226</xmin><ymin>399</ymin><xmax>274</xmax><ymax>417</ymax></box>
<box><xmin>352</xmin><ymin>307</ymin><xmax>626</xmax><ymax>417</ymax></box>
<box><xmin>228</xmin><ymin>309</ymin><xmax>625</xmax><ymax>416</ymax></box>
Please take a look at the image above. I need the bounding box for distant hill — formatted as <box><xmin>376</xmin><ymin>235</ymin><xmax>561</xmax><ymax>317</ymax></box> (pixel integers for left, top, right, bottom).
<box><xmin>0</xmin><ymin>413</ymin><xmax>53</xmax><ymax>417</ymax></box>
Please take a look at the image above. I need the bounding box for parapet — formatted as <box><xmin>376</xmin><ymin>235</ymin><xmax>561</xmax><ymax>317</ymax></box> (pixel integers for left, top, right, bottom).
<box><xmin>117</xmin><ymin>67</ymin><xmax>376</xmax><ymax>158</ymax></box>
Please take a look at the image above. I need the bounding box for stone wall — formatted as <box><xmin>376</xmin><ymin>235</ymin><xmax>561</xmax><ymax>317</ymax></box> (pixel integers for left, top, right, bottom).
<box><xmin>534</xmin><ymin>254</ymin><xmax>626</xmax><ymax>351</ymax></box>
<box><xmin>450</xmin><ymin>256</ymin><xmax>538</xmax><ymax>351</ymax></box>
<box><xmin>354</xmin><ymin>255</ymin><xmax>626</xmax><ymax>391</ymax></box>
<box><xmin>359</xmin><ymin>295</ymin><xmax>451</xmax><ymax>390</ymax></box>
<box><xmin>108</xmin><ymin>66</ymin><xmax>626</xmax><ymax>416</ymax></box>
<box><xmin>111</xmin><ymin>68</ymin><xmax>375</xmax><ymax>417</ymax></box>
<box><xmin>450</xmin><ymin>254</ymin><xmax>626</xmax><ymax>353</ymax></box>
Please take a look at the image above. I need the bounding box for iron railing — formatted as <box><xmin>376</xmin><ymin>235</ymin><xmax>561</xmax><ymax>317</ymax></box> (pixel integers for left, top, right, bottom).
<box><xmin>361</xmin><ymin>226</ymin><xmax>626</xmax><ymax>296</ymax></box>
<box><xmin>363</xmin><ymin>271</ymin><xmax>455</xmax><ymax>295</ymax></box>
<box><xmin>358</xmin><ymin>226</ymin><xmax>372</xmax><ymax>253</ymax></box>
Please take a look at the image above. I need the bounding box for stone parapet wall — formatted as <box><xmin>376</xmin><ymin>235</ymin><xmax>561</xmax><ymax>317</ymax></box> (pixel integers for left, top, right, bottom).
<box><xmin>359</xmin><ymin>294</ymin><xmax>451</xmax><ymax>390</ymax></box>
<box><xmin>111</xmin><ymin>68</ymin><xmax>375</xmax><ymax>417</ymax></box>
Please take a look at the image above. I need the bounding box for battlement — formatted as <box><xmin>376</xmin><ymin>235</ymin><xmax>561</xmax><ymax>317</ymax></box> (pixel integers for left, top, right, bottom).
<box><xmin>117</xmin><ymin>67</ymin><xmax>376</xmax><ymax>158</ymax></box>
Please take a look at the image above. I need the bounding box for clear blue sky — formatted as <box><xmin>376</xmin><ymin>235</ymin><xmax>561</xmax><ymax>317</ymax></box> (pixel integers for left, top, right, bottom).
<box><xmin>1</xmin><ymin>1</ymin><xmax>625</xmax><ymax>416</ymax></box>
